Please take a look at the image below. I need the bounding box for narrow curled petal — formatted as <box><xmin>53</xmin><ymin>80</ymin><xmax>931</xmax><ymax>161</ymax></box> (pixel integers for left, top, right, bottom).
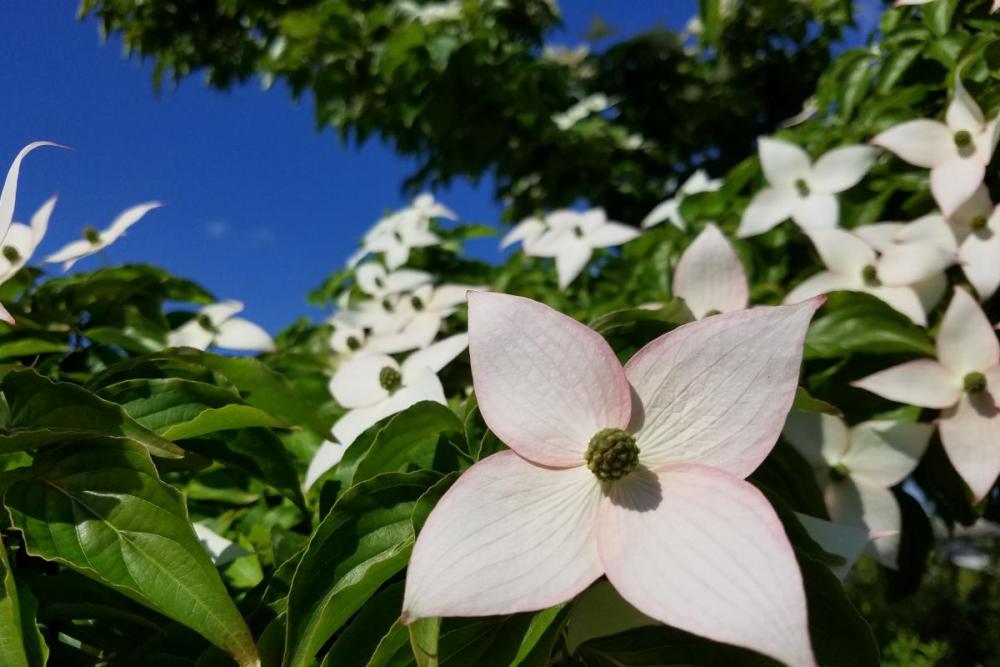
<box><xmin>782</xmin><ymin>411</ymin><xmax>851</xmax><ymax>470</ymax></box>
<box><xmin>202</xmin><ymin>300</ymin><xmax>244</xmax><ymax>326</ymax></box>
<box><xmin>102</xmin><ymin>201</ymin><xmax>162</xmax><ymax>243</ymax></box>
<box><xmin>936</xmin><ymin>287</ymin><xmax>999</xmax><ymax>376</ymax></box>
<box><xmin>329</xmin><ymin>353</ymin><xmax>396</xmax><ymax>409</ymax></box>
<box><xmin>402</xmin><ymin>451</ymin><xmax>603</xmax><ymax>621</ymax></box>
<box><xmin>599</xmin><ymin>464</ymin><xmax>814</xmax><ymax>667</ymax></box>
<box><xmin>737</xmin><ymin>187</ymin><xmax>796</xmax><ymax>238</ymax></box>
<box><xmin>500</xmin><ymin>218</ymin><xmax>547</xmax><ymax>249</ymax></box>
<box><xmin>852</xmin><ymin>359</ymin><xmax>960</xmax><ymax>409</ymax></box>
<box><xmin>960</xmin><ymin>231</ymin><xmax>1000</xmax><ymax>299</ymax></box>
<box><xmin>585</xmin><ymin>223</ymin><xmax>640</xmax><ymax>248</ymax></box>
<box><xmin>640</xmin><ymin>199</ymin><xmax>682</xmax><ymax>229</ymax></box>
<box><xmin>468</xmin><ymin>292</ymin><xmax>631</xmax><ymax>466</ymax></box>
<box><xmin>303</xmin><ymin>440</ymin><xmax>348</xmax><ymax>492</ymax></box>
<box><xmin>672</xmin><ymin>224</ymin><xmax>749</xmax><ymax>318</ymax></box>
<box><xmin>43</xmin><ymin>239</ymin><xmax>92</xmax><ymax>268</ymax></box>
<box><xmin>872</xmin><ymin>120</ymin><xmax>954</xmax><ymax>168</ymax></box>
<box><xmin>401</xmin><ymin>332</ymin><xmax>468</xmax><ymax>378</ymax></box>
<box><xmin>626</xmin><ymin>300</ymin><xmax>821</xmax><ymax>476</ymax></box>
<box><xmin>332</xmin><ymin>368</ymin><xmax>445</xmax><ymax>446</ymax></box>
<box><xmin>214</xmin><ymin>318</ymin><xmax>275</xmax><ymax>352</ymax></box>
<box><xmin>931</xmin><ymin>159</ymin><xmax>985</xmax><ymax>217</ymax></box>
<box><xmin>842</xmin><ymin>421</ymin><xmax>933</xmax><ymax>486</ymax></box>
<box><xmin>0</xmin><ymin>142</ymin><xmax>62</xmax><ymax>240</ymax></box>
<box><xmin>758</xmin><ymin>137</ymin><xmax>811</xmax><ymax>187</ymax></box>
<box><xmin>807</xmin><ymin>145</ymin><xmax>879</xmax><ymax>194</ymax></box>
<box><xmin>825</xmin><ymin>480</ymin><xmax>903</xmax><ymax>569</ymax></box>
<box><xmin>939</xmin><ymin>391</ymin><xmax>1000</xmax><ymax>501</ymax></box>
<box><xmin>791</xmin><ymin>192</ymin><xmax>839</xmax><ymax>230</ymax></box>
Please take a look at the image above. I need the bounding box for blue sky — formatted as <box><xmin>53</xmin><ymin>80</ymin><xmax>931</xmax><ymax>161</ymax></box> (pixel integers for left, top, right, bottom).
<box><xmin>1</xmin><ymin>2</ymin><xmax>696</xmax><ymax>332</ymax></box>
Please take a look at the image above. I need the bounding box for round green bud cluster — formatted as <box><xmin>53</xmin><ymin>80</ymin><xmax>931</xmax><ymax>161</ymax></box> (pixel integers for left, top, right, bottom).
<box><xmin>970</xmin><ymin>214</ymin><xmax>989</xmax><ymax>232</ymax></box>
<box><xmin>2</xmin><ymin>246</ymin><xmax>20</xmax><ymax>262</ymax></box>
<box><xmin>964</xmin><ymin>371</ymin><xmax>987</xmax><ymax>393</ymax></box>
<box><xmin>794</xmin><ymin>178</ymin><xmax>811</xmax><ymax>197</ymax></box>
<box><xmin>585</xmin><ymin>428</ymin><xmax>640</xmax><ymax>482</ymax></box>
<box><xmin>828</xmin><ymin>463</ymin><xmax>850</xmax><ymax>482</ymax></box>
<box><xmin>379</xmin><ymin>366</ymin><xmax>403</xmax><ymax>392</ymax></box>
<box><xmin>83</xmin><ymin>226</ymin><xmax>101</xmax><ymax>244</ymax></box>
<box><xmin>954</xmin><ymin>130</ymin><xmax>973</xmax><ymax>149</ymax></box>
<box><xmin>861</xmin><ymin>264</ymin><xmax>879</xmax><ymax>284</ymax></box>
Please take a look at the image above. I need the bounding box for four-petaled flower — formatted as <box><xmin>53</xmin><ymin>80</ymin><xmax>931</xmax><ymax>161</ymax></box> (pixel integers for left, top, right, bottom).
<box><xmin>873</xmin><ymin>74</ymin><xmax>1000</xmax><ymax>216</ymax></box>
<box><xmin>530</xmin><ymin>208</ymin><xmax>639</xmax><ymax>289</ymax></box>
<box><xmin>641</xmin><ymin>169</ymin><xmax>723</xmax><ymax>230</ymax></box>
<box><xmin>0</xmin><ymin>196</ymin><xmax>55</xmax><ymax>286</ymax></box>
<box><xmin>854</xmin><ymin>287</ymin><xmax>1000</xmax><ymax>500</ymax></box>
<box><xmin>402</xmin><ymin>291</ymin><xmax>821</xmax><ymax>667</ymax></box>
<box><xmin>45</xmin><ymin>201</ymin><xmax>162</xmax><ymax>271</ymax></box>
<box><xmin>784</xmin><ymin>411</ymin><xmax>932</xmax><ymax>568</ymax></box>
<box><xmin>672</xmin><ymin>223</ymin><xmax>749</xmax><ymax>319</ymax></box>
<box><xmin>167</xmin><ymin>300</ymin><xmax>275</xmax><ymax>353</ymax></box>
<box><xmin>738</xmin><ymin>138</ymin><xmax>878</xmax><ymax>237</ymax></box>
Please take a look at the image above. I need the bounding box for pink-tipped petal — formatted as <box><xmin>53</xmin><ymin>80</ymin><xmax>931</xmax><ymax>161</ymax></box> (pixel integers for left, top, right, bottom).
<box><xmin>807</xmin><ymin>145</ymin><xmax>879</xmax><ymax>194</ymax></box>
<box><xmin>939</xmin><ymin>392</ymin><xmax>1000</xmax><ymax>501</ymax></box>
<box><xmin>468</xmin><ymin>292</ymin><xmax>631</xmax><ymax>467</ymax></box>
<box><xmin>783</xmin><ymin>411</ymin><xmax>851</xmax><ymax>470</ymax></box>
<box><xmin>852</xmin><ymin>359</ymin><xmax>961</xmax><ymax>409</ymax></box>
<box><xmin>625</xmin><ymin>300</ymin><xmax>820</xmax><ymax>476</ymax></box>
<box><xmin>0</xmin><ymin>302</ymin><xmax>14</xmax><ymax>325</ymax></box>
<box><xmin>599</xmin><ymin>464</ymin><xmax>814</xmax><ymax>667</ymax></box>
<box><xmin>791</xmin><ymin>192</ymin><xmax>839</xmax><ymax>230</ymax></box>
<box><xmin>936</xmin><ymin>287</ymin><xmax>999</xmax><ymax>376</ymax></box>
<box><xmin>402</xmin><ymin>451</ymin><xmax>603</xmax><ymax>621</ymax></box>
<box><xmin>737</xmin><ymin>187</ymin><xmax>796</xmax><ymax>238</ymax></box>
<box><xmin>759</xmin><ymin>137</ymin><xmax>811</xmax><ymax>187</ymax></box>
<box><xmin>842</xmin><ymin>421</ymin><xmax>933</xmax><ymax>487</ymax></box>
<box><xmin>826</xmin><ymin>480</ymin><xmax>903</xmax><ymax>569</ymax></box>
<box><xmin>872</xmin><ymin>120</ymin><xmax>954</xmax><ymax>168</ymax></box>
<box><xmin>931</xmin><ymin>159</ymin><xmax>986</xmax><ymax>217</ymax></box>
<box><xmin>672</xmin><ymin>224</ymin><xmax>749</xmax><ymax>318</ymax></box>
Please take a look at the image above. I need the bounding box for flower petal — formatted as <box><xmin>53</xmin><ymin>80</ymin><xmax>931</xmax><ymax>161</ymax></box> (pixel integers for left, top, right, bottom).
<box><xmin>0</xmin><ymin>302</ymin><xmax>14</xmax><ymax>326</ymax></box>
<box><xmin>959</xmin><ymin>230</ymin><xmax>1000</xmax><ymax>300</ymax></box>
<box><xmin>672</xmin><ymin>224</ymin><xmax>749</xmax><ymax>318</ymax></box>
<box><xmin>640</xmin><ymin>199</ymin><xmax>682</xmax><ymax>230</ymax></box>
<box><xmin>852</xmin><ymin>359</ymin><xmax>961</xmax><ymax>408</ymax></box>
<box><xmin>202</xmin><ymin>300</ymin><xmax>245</xmax><ymax>326</ymax></box>
<box><xmin>783</xmin><ymin>271</ymin><xmax>857</xmax><ymax>305</ymax></box>
<box><xmin>0</xmin><ymin>142</ymin><xmax>62</xmax><ymax>240</ymax></box>
<box><xmin>865</xmin><ymin>285</ymin><xmax>929</xmax><ymax>325</ymax></box>
<box><xmin>794</xmin><ymin>513</ymin><xmax>868</xmax><ymax>580</ymax></box>
<box><xmin>759</xmin><ymin>137</ymin><xmax>811</xmax><ymax>187</ymax></box>
<box><xmin>872</xmin><ymin>120</ymin><xmax>954</xmax><ymax>168</ymax></box>
<box><xmin>791</xmin><ymin>192</ymin><xmax>839</xmax><ymax>230</ymax></box>
<box><xmin>303</xmin><ymin>440</ymin><xmax>348</xmax><ymax>492</ymax></box>
<box><xmin>468</xmin><ymin>292</ymin><xmax>631</xmax><ymax>467</ymax></box>
<box><xmin>807</xmin><ymin>145</ymin><xmax>879</xmax><ymax>194</ymax></box>
<box><xmin>599</xmin><ymin>464</ymin><xmax>813</xmax><ymax>667</ymax></box>
<box><xmin>936</xmin><ymin>287</ymin><xmax>999</xmax><ymax>376</ymax></box>
<box><xmin>554</xmin><ymin>240</ymin><xmax>593</xmax><ymax>289</ymax></box>
<box><xmin>825</xmin><ymin>480</ymin><xmax>903</xmax><ymax>569</ymax></box>
<box><xmin>500</xmin><ymin>217</ymin><xmax>547</xmax><ymax>249</ymax></box>
<box><xmin>329</xmin><ymin>353</ymin><xmax>396</xmax><ymax>409</ymax></box>
<box><xmin>842</xmin><ymin>420</ymin><xmax>933</xmax><ymax>486</ymax></box>
<box><xmin>940</xmin><ymin>391</ymin><xmax>1000</xmax><ymax>501</ymax></box>
<box><xmin>853</xmin><ymin>222</ymin><xmax>906</xmax><ymax>252</ymax></box>
<box><xmin>402</xmin><ymin>451</ymin><xmax>603</xmax><ymax>621</ymax></box>
<box><xmin>585</xmin><ymin>223</ymin><xmax>640</xmax><ymax>248</ymax></box>
<box><xmin>808</xmin><ymin>227</ymin><xmax>876</xmax><ymax>276</ymax></box>
<box><xmin>193</xmin><ymin>524</ymin><xmax>249</xmax><ymax>567</ymax></box>
<box><xmin>626</xmin><ymin>300</ymin><xmax>820</xmax><ymax>476</ymax></box>
<box><xmin>737</xmin><ymin>187</ymin><xmax>796</xmax><ymax>238</ymax></box>
<box><xmin>214</xmin><ymin>317</ymin><xmax>275</xmax><ymax>352</ymax></box>
<box><xmin>782</xmin><ymin>410</ymin><xmax>851</xmax><ymax>470</ymax></box>
<box><xmin>102</xmin><ymin>201</ymin><xmax>162</xmax><ymax>244</ymax></box>
<box><xmin>366</xmin><ymin>314</ymin><xmax>441</xmax><ymax>354</ymax></box>
<box><xmin>332</xmin><ymin>368</ymin><xmax>445</xmax><ymax>446</ymax></box>
<box><xmin>401</xmin><ymin>332</ymin><xmax>468</xmax><ymax>379</ymax></box>
<box><xmin>947</xmin><ymin>75</ymin><xmax>986</xmax><ymax>133</ymax></box>
<box><xmin>876</xmin><ymin>242</ymin><xmax>954</xmax><ymax>286</ymax></box>
<box><xmin>166</xmin><ymin>321</ymin><xmax>214</xmax><ymax>351</ymax></box>
<box><xmin>931</xmin><ymin>158</ymin><xmax>985</xmax><ymax>217</ymax></box>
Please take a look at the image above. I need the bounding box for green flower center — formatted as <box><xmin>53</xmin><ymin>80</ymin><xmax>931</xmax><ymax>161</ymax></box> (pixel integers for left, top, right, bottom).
<box><xmin>573</xmin><ymin>226</ymin><xmax>585</xmax><ymax>239</ymax></box>
<box><xmin>861</xmin><ymin>264</ymin><xmax>879</xmax><ymax>284</ymax></box>
<box><xmin>196</xmin><ymin>314</ymin><xmax>215</xmax><ymax>331</ymax></box>
<box><xmin>964</xmin><ymin>371</ymin><xmax>987</xmax><ymax>393</ymax></box>
<box><xmin>585</xmin><ymin>428</ymin><xmax>640</xmax><ymax>482</ymax></box>
<box><xmin>970</xmin><ymin>214</ymin><xmax>989</xmax><ymax>231</ymax></box>
<box><xmin>2</xmin><ymin>246</ymin><xmax>20</xmax><ymax>262</ymax></box>
<box><xmin>794</xmin><ymin>178</ymin><xmax>810</xmax><ymax>197</ymax></box>
<box><xmin>411</xmin><ymin>295</ymin><xmax>425</xmax><ymax>311</ymax></box>
<box><xmin>954</xmin><ymin>130</ymin><xmax>973</xmax><ymax>149</ymax></box>
<box><xmin>83</xmin><ymin>226</ymin><xmax>101</xmax><ymax>244</ymax></box>
<box><xmin>379</xmin><ymin>366</ymin><xmax>402</xmax><ymax>392</ymax></box>
<box><xmin>829</xmin><ymin>463</ymin><xmax>850</xmax><ymax>482</ymax></box>
<box><xmin>346</xmin><ymin>335</ymin><xmax>361</xmax><ymax>351</ymax></box>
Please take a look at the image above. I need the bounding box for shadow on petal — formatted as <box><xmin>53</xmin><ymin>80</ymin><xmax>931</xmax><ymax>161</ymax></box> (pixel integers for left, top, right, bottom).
<box><xmin>607</xmin><ymin>467</ymin><xmax>662</xmax><ymax>513</ymax></box>
<box><xmin>970</xmin><ymin>390</ymin><xmax>999</xmax><ymax>418</ymax></box>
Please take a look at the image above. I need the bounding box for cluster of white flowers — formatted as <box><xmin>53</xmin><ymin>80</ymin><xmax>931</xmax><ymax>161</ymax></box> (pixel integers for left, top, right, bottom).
<box><xmin>306</xmin><ymin>194</ymin><xmax>478</xmax><ymax>490</ymax></box>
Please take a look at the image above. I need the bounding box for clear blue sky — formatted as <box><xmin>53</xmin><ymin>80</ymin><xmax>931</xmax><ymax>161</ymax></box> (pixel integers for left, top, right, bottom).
<box><xmin>1</xmin><ymin>2</ymin><xmax>696</xmax><ymax>332</ymax></box>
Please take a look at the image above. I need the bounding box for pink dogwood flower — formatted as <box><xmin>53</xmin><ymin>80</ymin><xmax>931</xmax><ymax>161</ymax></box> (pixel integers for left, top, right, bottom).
<box><xmin>672</xmin><ymin>223</ymin><xmax>749</xmax><ymax>318</ymax></box>
<box><xmin>873</xmin><ymin>75</ymin><xmax>999</xmax><ymax>216</ymax></box>
<box><xmin>402</xmin><ymin>292</ymin><xmax>822</xmax><ymax>667</ymax></box>
<box><xmin>854</xmin><ymin>288</ymin><xmax>1000</xmax><ymax>500</ymax></box>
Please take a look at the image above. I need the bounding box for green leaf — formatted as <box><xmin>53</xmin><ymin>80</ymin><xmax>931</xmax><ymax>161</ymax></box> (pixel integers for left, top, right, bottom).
<box><xmin>283</xmin><ymin>470</ymin><xmax>441</xmax><ymax>667</ymax></box>
<box><xmin>0</xmin><ymin>338</ymin><xmax>69</xmax><ymax>360</ymax></box>
<box><xmin>409</xmin><ymin>617</ymin><xmax>440</xmax><ymax>667</ymax></box>
<box><xmin>0</xmin><ymin>539</ymin><xmax>48</xmax><ymax>667</ymax></box>
<box><xmin>575</xmin><ymin>625</ymin><xmax>780</xmax><ymax>666</ymax></box>
<box><xmin>352</xmin><ymin>401</ymin><xmax>462</xmax><ymax>484</ymax></box>
<box><xmin>804</xmin><ymin>292</ymin><xmax>935</xmax><ymax>359</ymax></box>
<box><xmin>0</xmin><ymin>369</ymin><xmax>182</xmax><ymax>458</ymax></box>
<box><xmin>319</xmin><ymin>582</ymin><xmax>406</xmax><ymax>667</ymax></box>
<box><xmin>791</xmin><ymin>387</ymin><xmax>842</xmax><ymax>417</ymax></box>
<box><xmin>698</xmin><ymin>0</ymin><xmax>722</xmax><ymax>44</ymax></box>
<box><xmin>4</xmin><ymin>438</ymin><xmax>259</xmax><ymax>667</ymax></box>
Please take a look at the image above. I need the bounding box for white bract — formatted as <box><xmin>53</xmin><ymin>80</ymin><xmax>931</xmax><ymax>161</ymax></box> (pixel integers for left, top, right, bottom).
<box><xmin>45</xmin><ymin>201</ymin><xmax>161</xmax><ymax>271</ymax></box>
<box><xmin>530</xmin><ymin>208</ymin><xmax>639</xmax><ymax>289</ymax></box>
<box><xmin>360</xmin><ymin>210</ymin><xmax>441</xmax><ymax>270</ymax></box>
<box><xmin>738</xmin><ymin>138</ymin><xmax>878</xmax><ymax>237</ymax></box>
<box><xmin>552</xmin><ymin>94</ymin><xmax>614</xmax><ymax>131</ymax></box>
<box><xmin>168</xmin><ymin>301</ymin><xmax>275</xmax><ymax>353</ymax></box>
<box><xmin>853</xmin><ymin>288</ymin><xmax>1000</xmax><ymax>500</ymax></box>
<box><xmin>0</xmin><ymin>196</ymin><xmax>55</xmax><ymax>284</ymax></box>
<box><xmin>192</xmin><ymin>524</ymin><xmax>250</xmax><ymax>567</ymax></box>
<box><xmin>784</xmin><ymin>412</ymin><xmax>933</xmax><ymax>568</ymax></box>
<box><xmin>641</xmin><ymin>170</ymin><xmax>722</xmax><ymax>230</ymax></box>
<box><xmin>873</xmin><ymin>75</ymin><xmax>1000</xmax><ymax>216</ymax></box>
<box><xmin>355</xmin><ymin>262</ymin><xmax>431</xmax><ymax>299</ymax></box>
<box><xmin>672</xmin><ymin>223</ymin><xmax>748</xmax><ymax>319</ymax></box>
<box><xmin>499</xmin><ymin>216</ymin><xmax>547</xmax><ymax>252</ymax></box>
<box><xmin>303</xmin><ymin>440</ymin><xmax>348</xmax><ymax>492</ymax></box>
<box><xmin>402</xmin><ymin>292</ymin><xmax>821</xmax><ymax>667</ymax></box>
<box><xmin>329</xmin><ymin>333</ymin><xmax>468</xmax><ymax>446</ymax></box>
<box><xmin>783</xmin><ymin>227</ymin><xmax>952</xmax><ymax>325</ymax></box>
<box><xmin>794</xmin><ymin>513</ymin><xmax>868</xmax><ymax>580</ymax></box>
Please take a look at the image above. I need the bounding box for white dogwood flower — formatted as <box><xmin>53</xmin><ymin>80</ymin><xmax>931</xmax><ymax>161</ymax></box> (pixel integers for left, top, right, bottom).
<box><xmin>738</xmin><ymin>138</ymin><xmax>878</xmax><ymax>237</ymax></box>
<box><xmin>45</xmin><ymin>202</ymin><xmax>162</xmax><ymax>271</ymax></box>
<box><xmin>168</xmin><ymin>301</ymin><xmax>275</xmax><ymax>353</ymax></box>
<box><xmin>354</xmin><ymin>262</ymin><xmax>432</xmax><ymax>299</ymax></box>
<box><xmin>0</xmin><ymin>196</ymin><xmax>55</xmax><ymax>284</ymax></box>
<box><xmin>672</xmin><ymin>224</ymin><xmax>748</xmax><ymax>319</ymax></box>
<box><xmin>499</xmin><ymin>216</ymin><xmax>547</xmax><ymax>252</ymax></box>
<box><xmin>641</xmin><ymin>170</ymin><xmax>723</xmax><ymax>230</ymax></box>
<box><xmin>552</xmin><ymin>94</ymin><xmax>614</xmax><ymax>131</ymax></box>
<box><xmin>530</xmin><ymin>208</ymin><xmax>639</xmax><ymax>289</ymax></box>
